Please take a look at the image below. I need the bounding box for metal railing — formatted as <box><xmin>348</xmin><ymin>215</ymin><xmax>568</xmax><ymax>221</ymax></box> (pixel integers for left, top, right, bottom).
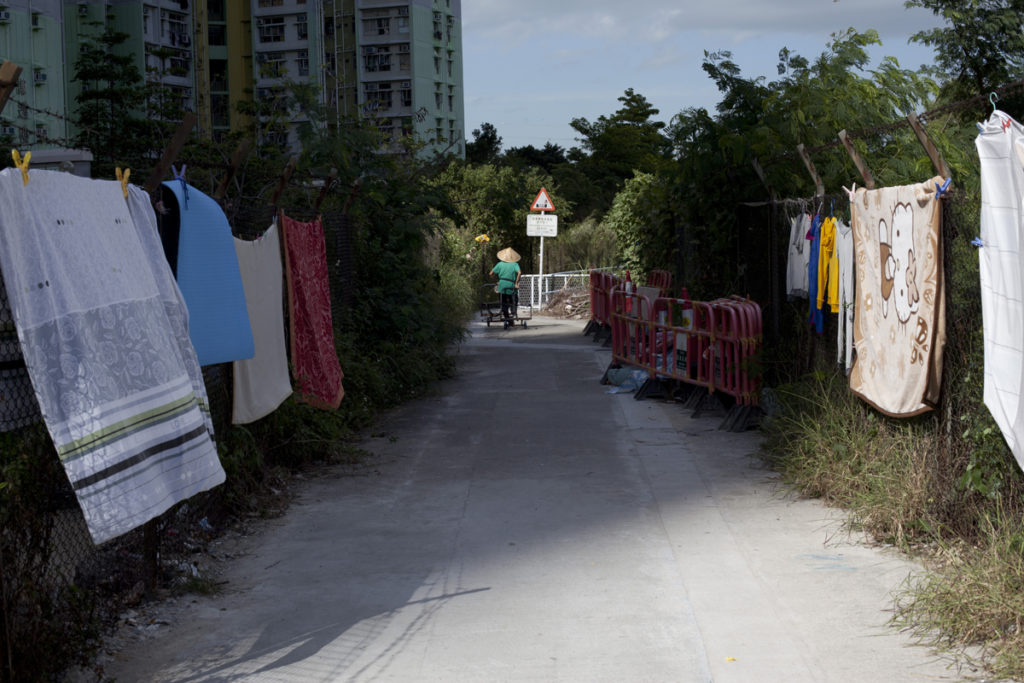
<box><xmin>519</xmin><ymin>268</ymin><xmax>615</xmax><ymax>309</ymax></box>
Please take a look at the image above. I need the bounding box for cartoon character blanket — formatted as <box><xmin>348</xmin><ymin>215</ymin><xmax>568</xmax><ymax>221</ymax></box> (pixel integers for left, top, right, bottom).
<box><xmin>849</xmin><ymin>176</ymin><xmax>946</xmax><ymax>417</ymax></box>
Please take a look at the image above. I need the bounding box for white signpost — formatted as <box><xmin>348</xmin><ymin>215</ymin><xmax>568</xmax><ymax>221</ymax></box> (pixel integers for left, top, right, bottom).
<box><xmin>528</xmin><ymin>188</ymin><xmax>558</xmax><ymax>308</ymax></box>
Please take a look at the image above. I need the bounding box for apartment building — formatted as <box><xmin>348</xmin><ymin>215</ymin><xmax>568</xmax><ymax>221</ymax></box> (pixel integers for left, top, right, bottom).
<box><xmin>0</xmin><ymin>0</ymin><xmax>464</xmax><ymax>157</ymax></box>
<box><xmin>353</xmin><ymin>0</ymin><xmax>463</xmax><ymax>157</ymax></box>
<box><xmin>0</xmin><ymin>0</ymin><xmax>67</xmax><ymax>147</ymax></box>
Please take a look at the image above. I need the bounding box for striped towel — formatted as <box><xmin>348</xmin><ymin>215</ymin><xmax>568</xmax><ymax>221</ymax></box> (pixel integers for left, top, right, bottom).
<box><xmin>0</xmin><ymin>169</ymin><xmax>223</xmax><ymax>544</ymax></box>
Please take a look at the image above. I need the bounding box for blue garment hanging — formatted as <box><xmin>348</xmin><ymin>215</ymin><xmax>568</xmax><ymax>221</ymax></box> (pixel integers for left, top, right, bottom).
<box><xmin>806</xmin><ymin>213</ymin><xmax>824</xmax><ymax>334</ymax></box>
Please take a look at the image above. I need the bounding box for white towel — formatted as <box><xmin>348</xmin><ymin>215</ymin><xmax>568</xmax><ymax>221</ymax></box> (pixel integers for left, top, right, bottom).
<box><xmin>977</xmin><ymin>110</ymin><xmax>1024</xmax><ymax>471</ymax></box>
<box><xmin>836</xmin><ymin>220</ymin><xmax>855</xmax><ymax>372</ymax></box>
<box><xmin>232</xmin><ymin>224</ymin><xmax>292</xmax><ymax>424</ymax></box>
<box><xmin>0</xmin><ymin>169</ymin><xmax>223</xmax><ymax>544</ymax></box>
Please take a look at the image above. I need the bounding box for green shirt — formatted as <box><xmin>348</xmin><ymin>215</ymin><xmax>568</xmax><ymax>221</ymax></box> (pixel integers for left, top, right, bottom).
<box><xmin>492</xmin><ymin>261</ymin><xmax>520</xmax><ymax>294</ymax></box>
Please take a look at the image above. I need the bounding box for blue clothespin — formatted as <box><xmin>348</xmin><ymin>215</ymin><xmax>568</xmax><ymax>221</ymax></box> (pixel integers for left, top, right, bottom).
<box><xmin>935</xmin><ymin>177</ymin><xmax>952</xmax><ymax>199</ymax></box>
<box><xmin>172</xmin><ymin>163</ymin><xmax>188</xmax><ymax>209</ymax></box>
<box><xmin>971</xmin><ymin>237</ymin><xmax>984</xmax><ymax>248</ymax></box>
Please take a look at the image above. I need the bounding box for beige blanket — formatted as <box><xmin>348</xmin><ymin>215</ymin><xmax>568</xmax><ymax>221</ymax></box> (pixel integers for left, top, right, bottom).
<box><xmin>849</xmin><ymin>177</ymin><xmax>946</xmax><ymax>417</ymax></box>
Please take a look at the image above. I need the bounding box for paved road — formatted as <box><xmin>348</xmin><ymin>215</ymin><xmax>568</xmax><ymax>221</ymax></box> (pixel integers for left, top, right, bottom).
<box><xmin>101</xmin><ymin>316</ymin><xmax>965</xmax><ymax>682</ymax></box>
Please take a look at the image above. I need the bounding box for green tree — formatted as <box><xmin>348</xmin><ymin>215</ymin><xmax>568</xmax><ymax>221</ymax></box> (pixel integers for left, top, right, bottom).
<box><xmin>72</xmin><ymin>27</ymin><xmax>151</xmax><ymax>177</ymax></box>
<box><xmin>465</xmin><ymin>122</ymin><xmax>502</xmax><ymax>164</ymax></box>
<box><xmin>906</xmin><ymin>0</ymin><xmax>1024</xmax><ymax>106</ymax></box>
<box><xmin>565</xmin><ymin>88</ymin><xmax>672</xmax><ymax>220</ymax></box>
<box><xmin>503</xmin><ymin>142</ymin><xmax>567</xmax><ymax>173</ymax></box>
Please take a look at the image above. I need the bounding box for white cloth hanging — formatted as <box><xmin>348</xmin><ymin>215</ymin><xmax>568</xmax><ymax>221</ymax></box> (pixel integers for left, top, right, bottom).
<box><xmin>976</xmin><ymin>110</ymin><xmax>1024</xmax><ymax>471</ymax></box>
<box><xmin>0</xmin><ymin>169</ymin><xmax>223</xmax><ymax>544</ymax></box>
<box><xmin>836</xmin><ymin>219</ymin><xmax>855</xmax><ymax>372</ymax></box>
<box><xmin>232</xmin><ymin>223</ymin><xmax>292</xmax><ymax>424</ymax></box>
<box><xmin>786</xmin><ymin>213</ymin><xmax>811</xmax><ymax>298</ymax></box>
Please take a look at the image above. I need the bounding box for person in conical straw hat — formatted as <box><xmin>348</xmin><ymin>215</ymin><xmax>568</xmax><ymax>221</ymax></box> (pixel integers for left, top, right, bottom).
<box><xmin>490</xmin><ymin>247</ymin><xmax>522</xmax><ymax>328</ymax></box>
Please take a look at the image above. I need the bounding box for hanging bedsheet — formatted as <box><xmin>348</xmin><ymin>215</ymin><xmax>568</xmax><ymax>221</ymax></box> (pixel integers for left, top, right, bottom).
<box><xmin>160</xmin><ymin>180</ymin><xmax>254</xmax><ymax>366</ymax></box>
<box><xmin>232</xmin><ymin>223</ymin><xmax>292</xmax><ymax>424</ymax></box>
<box><xmin>976</xmin><ymin>110</ymin><xmax>1024</xmax><ymax>470</ymax></box>
<box><xmin>836</xmin><ymin>220</ymin><xmax>855</xmax><ymax>373</ymax></box>
<box><xmin>849</xmin><ymin>176</ymin><xmax>946</xmax><ymax>417</ymax></box>
<box><xmin>0</xmin><ymin>169</ymin><xmax>223</xmax><ymax>544</ymax></box>
<box><xmin>280</xmin><ymin>212</ymin><xmax>344</xmax><ymax>410</ymax></box>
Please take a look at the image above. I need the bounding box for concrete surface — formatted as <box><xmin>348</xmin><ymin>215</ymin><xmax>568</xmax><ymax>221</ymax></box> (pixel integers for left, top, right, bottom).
<box><xmin>100</xmin><ymin>315</ymin><xmax>969</xmax><ymax>682</ymax></box>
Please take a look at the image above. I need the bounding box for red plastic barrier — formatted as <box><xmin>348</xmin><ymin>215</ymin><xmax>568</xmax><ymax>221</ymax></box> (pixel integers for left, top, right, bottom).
<box><xmin>588</xmin><ymin>270</ymin><xmax>623</xmax><ymax>329</ymax></box>
<box><xmin>645</xmin><ymin>269</ymin><xmax>673</xmax><ymax>296</ymax></box>
<box><xmin>609</xmin><ymin>286</ymin><xmax>656</xmax><ymax>370</ymax></box>
<box><xmin>644</xmin><ymin>295</ymin><xmax>763</xmax><ymax>405</ymax></box>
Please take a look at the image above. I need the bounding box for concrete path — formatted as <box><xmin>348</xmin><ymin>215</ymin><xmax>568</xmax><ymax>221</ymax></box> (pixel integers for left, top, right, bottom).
<box><xmin>101</xmin><ymin>316</ymin><xmax>966</xmax><ymax>682</ymax></box>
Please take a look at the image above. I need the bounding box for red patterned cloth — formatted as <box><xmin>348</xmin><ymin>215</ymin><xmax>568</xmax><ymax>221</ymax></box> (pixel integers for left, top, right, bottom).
<box><xmin>280</xmin><ymin>213</ymin><xmax>344</xmax><ymax>409</ymax></box>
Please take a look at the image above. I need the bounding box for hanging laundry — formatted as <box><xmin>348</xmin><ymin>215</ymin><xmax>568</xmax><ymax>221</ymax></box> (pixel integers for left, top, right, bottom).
<box><xmin>806</xmin><ymin>214</ymin><xmax>824</xmax><ymax>334</ymax></box>
<box><xmin>232</xmin><ymin>223</ymin><xmax>292</xmax><ymax>424</ymax></box>
<box><xmin>786</xmin><ymin>213</ymin><xmax>811</xmax><ymax>298</ymax></box>
<box><xmin>976</xmin><ymin>110</ymin><xmax>1024</xmax><ymax>471</ymax></box>
<box><xmin>817</xmin><ymin>214</ymin><xmax>839</xmax><ymax>313</ymax></box>
<box><xmin>0</xmin><ymin>170</ymin><xmax>223</xmax><ymax>544</ymax></box>
<box><xmin>836</xmin><ymin>219</ymin><xmax>855</xmax><ymax>373</ymax></box>
<box><xmin>280</xmin><ymin>212</ymin><xmax>345</xmax><ymax>409</ymax></box>
<box><xmin>849</xmin><ymin>176</ymin><xmax>946</xmax><ymax>417</ymax></box>
<box><xmin>159</xmin><ymin>180</ymin><xmax>254</xmax><ymax>366</ymax></box>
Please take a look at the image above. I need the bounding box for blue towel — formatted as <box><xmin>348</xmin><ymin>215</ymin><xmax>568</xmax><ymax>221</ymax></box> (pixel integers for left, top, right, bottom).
<box><xmin>161</xmin><ymin>181</ymin><xmax>254</xmax><ymax>366</ymax></box>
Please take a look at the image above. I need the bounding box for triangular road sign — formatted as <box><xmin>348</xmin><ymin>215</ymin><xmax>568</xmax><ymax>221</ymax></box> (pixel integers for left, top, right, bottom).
<box><xmin>530</xmin><ymin>187</ymin><xmax>556</xmax><ymax>212</ymax></box>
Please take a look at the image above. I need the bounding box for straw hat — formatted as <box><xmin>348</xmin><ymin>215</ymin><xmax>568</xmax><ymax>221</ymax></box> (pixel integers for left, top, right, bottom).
<box><xmin>497</xmin><ymin>247</ymin><xmax>521</xmax><ymax>263</ymax></box>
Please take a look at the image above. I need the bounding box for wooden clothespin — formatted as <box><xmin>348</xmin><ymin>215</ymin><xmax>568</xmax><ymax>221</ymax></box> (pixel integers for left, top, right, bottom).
<box><xmin>842</xmin><ymin>183</ymin><xmax>857</xmax><ymax>202</ymax></box>
<box><xmin>11</xmin><ymin>149</ymin><xmax>30</xmax><ymax>186</ymax></box>
<box><xmin>115</xmin><ymin>167</ymin><xmax>130</xmax><ymax>198</ymax></box>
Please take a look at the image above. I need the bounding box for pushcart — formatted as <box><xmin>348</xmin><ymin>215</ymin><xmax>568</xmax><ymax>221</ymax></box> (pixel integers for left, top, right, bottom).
<box><xmin>480</xmin><ymin>284</ymin><xmax>532</xmax><ymax>329</ymax></box>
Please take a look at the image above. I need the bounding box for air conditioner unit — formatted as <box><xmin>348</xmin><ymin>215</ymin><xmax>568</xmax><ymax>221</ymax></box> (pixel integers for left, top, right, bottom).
<box><xmin>401</xmin><ymin>81</ymin><xmax>410</xmax><ymax>88</ymax></box>
<box><xmin>399</xmin><ymin>44</ymin><xmax>409</xmax><ymax>53</ymax></box>
<box><xmin>365</xmin><ymin>83</ymin><xmax>378</xmax><ymax>91</ymax></box>
<box><xmin>364</xmin><ymin>46</ymin><xmax>376</xmax><ymax>54</ymax></box>
<box><xmin>33</xmin><ymin>72</ymin><xmax>46</xmax><ymax>84</ymax></box>
<box><xmin>0</xmin><ymin>11</ymin><xmax>10</xmax><ymax>21</ymax></box>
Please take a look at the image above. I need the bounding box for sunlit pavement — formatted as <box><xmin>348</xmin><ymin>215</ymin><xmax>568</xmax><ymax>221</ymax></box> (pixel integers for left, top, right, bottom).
<box><xmin>102</xmin><ymin>315</ymin><xmax>966</xmax><ymax>682</ymax></box>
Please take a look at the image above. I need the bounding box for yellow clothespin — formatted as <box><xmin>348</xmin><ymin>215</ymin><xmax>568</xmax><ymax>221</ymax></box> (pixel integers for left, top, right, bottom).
<box><xmin>11</xmin><ymin>150</ymin><xmax>30</xmax><ymax>186</ymax></box>
<box><xmin>115</xmin><ymin>167</ymin><xmax>130</xmax><ymax>198</ymax></box>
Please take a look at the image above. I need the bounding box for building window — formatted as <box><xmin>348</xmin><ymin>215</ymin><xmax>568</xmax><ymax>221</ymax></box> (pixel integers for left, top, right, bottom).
<box><xmin>435</xmin><ymin>92</ymin><xmax>442</xmax><ymax>108</ymax></box>
<box><xmin>296</xmin><ymin>13</ymin><xmax>307</xmax><ymax>40</ymax></box>
<box><xmin>258</xmin><ymin>0</ymin><xmax>283</xmax><ymax>6</ymax></box>
<box><xmin>448</xmin><ymin>94</ymin><xmax>453</xmax><ymax>111</ymax></box>
<box><xmin>401</xmin><ymin>86</ymin><xmax>412</xmax><ymax>107</ymax></box>
<box><xmin>398</xmin><ymin>16</ymin><xmax>409</xmax><ymax>34</ymax></box>
<box><xmin>399</xmin><ymin>54</ymin><xmax>410</xmax><ymax>70</ymax></box>
<box><xmin>258</xmin><ymin>15</ymin><xmax>285</xmax><ymax>42</ymax></box>
<box><xmin>17</xmin><ymin>104</ymin><xmax>26</xmax><ymax>119</ymax></box>
<box><xmin>209</xmin><ymin>24</ymin><xmax>226</xmax><ymax>46</ymax></box>
<box><xmin>447</xmin><ymin>59</ymin><xmax>452</xmax><ymax>77</ymax></box>
<box><xmin>259</xmin><ymin>51</ymin><xmax>287</xmax><ymax>77</ymax></box>
<box><xmin>434</xmin><ymin>57</ymin><xmax>440</xmax><ymax>73</ymax></box>
<box><xmin>376</xmin><ymin>18</ymin><xmax>390</xmax><ymax>35</ymax></box>
<box><xmin>297</xmin><ymin>50</ymin><xmax>309</xmax><ymax>77</ymax></box>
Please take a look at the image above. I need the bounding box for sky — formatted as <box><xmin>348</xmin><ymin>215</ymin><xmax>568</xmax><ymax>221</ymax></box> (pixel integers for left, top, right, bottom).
<box><xmin>461</xmin><ymin>0</ymin><xmax>946</xmax><ymax>151</ymax></box>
